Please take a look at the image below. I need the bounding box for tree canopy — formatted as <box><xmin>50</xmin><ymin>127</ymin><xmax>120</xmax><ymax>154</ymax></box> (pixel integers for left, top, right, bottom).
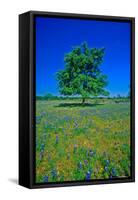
<box><xmin>56</xmin><ymin>42</ymin><xmax>109</xmax><ymax>104</ymax></box>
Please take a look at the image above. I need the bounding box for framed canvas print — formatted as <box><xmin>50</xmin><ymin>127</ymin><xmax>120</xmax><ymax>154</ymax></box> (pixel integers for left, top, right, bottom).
<box><xmin>19</xmin><ymin>11</ymin><xmax>135</xmax><ymax>189</ymax></box>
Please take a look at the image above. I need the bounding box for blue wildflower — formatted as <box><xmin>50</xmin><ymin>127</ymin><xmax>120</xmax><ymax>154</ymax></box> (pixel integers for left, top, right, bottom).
<box><xmin>89</xmin><ymin>149</ymin><xmax>94</xmax><ymax>157</ymax></box>
<box><xmin>40</xmin><ymin>143</ymin><xmax>45</xmax><ymax>151</ymax></box>
<box><xmin>86</xmin><ymin>150</ymin><xmax>89</xmax><ymax>157</ymax></box>
<box><xmin>86</xmin><ymin>171</ymin><xmax>91</xmax><ymax>180</ymax></box>
<box><xmin>43</xmin><ymin>175</ymin><xmax>48</xmax><ymax>182</ymax></box>
<box><xmin>111</xmin><ymin>168</ymin><xmax>117</xmax><ymax>176</ymax></box>
<box><xmin>51</xmin><ymin>169</ymin><xmax>57</xmax><ymax>178</ymax></box>
<box><xmin>56</xmin><ymin>135</ymin><xmax>59</xmax><ymax>144</ymax></box>
<box><xmin>36</xmin><ymin>116</ymin><xmax>41</xmax><ymax>124</ymax></box>
<box><xmin>74</xmin><ymin>121</ymin><xmax>78</xmax><ymax>128</ymax></box>
<box><xmin>104</xmin><ymin>166</ymin><xmax>108</xmax><ymax>172</ymax></box>
<box><xmin>84</xmin><ymin>160</ymin><xmax>88</xmax><ymax>166</ymax></box>
<box><xmin>64</xmin><ymin>116</ymin><xmax>72</xmax><ymax>121</ymax></box>
<box><xmin>105</xmin><ymin>159</ymin><xmax>110</xmax><ymax>165</ymax></box>
<box><xmin>41</xmin><ymin>111</ymin><xmax>46</xmax><ymax>117</ymax></box>
<box><xmin>78</xmin><ymin>162</ymin><xmax>82</xmax><ymax>170</ymax></box>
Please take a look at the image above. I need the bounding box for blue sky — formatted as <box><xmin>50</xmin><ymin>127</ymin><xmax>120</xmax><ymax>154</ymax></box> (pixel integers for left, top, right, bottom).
<box><xmin>36</xmin><ymin>17</ymin><xmax>130</xmax><ymax>97</ymax></box>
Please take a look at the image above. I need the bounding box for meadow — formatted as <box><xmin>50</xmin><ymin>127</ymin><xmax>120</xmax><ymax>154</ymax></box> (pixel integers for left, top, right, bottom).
<box><xmin>35</xmin><ymin>98</ymin><xmax>131</xmax><ymax>183</ymax></box>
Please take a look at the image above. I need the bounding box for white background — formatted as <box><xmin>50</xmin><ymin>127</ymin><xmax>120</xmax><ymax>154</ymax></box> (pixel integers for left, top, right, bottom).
<box><xmin>0</xmin><ymin>0</ymin><xmax>137</xmax><ymax>199</ymax></box>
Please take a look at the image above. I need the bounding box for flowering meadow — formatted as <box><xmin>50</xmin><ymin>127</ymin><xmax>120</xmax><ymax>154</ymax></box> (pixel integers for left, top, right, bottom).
<box><xmin>35</xmin><ymin>99</ymin><xmax>130</xmax><ymax>183</ymax></box>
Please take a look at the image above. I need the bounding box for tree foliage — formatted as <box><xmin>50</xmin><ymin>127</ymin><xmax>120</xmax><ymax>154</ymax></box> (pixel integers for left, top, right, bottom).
<box><xmin>56</xmin><ymin>42</ymin><xmax>109</xmax><ymax>103</ymax></box>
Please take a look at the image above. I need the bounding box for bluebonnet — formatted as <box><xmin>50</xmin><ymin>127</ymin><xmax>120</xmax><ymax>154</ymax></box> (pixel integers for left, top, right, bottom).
<box><xmin>36</xmin><ymin>116</ymin><xmax>41</xmax><ymax>124</ymax></box>
<box><xmin>86</xmin><ymin>150</ymin><xmax>89</xmax><ymax>157</ymax></box>
<box><xmin>103</xmin><ymin>159</ymin><xmax>110</xmax><ymax>173</ymax></box>
<box><xmin>84</xmin><ymin>160</ymin><xmax>88</xmax><ymax>166</ymax></box>
<box><xmin>43</xmin><ymin>175</ymin><xmax>48</xmax><ymax>182</ymax></box>
<box><xmin>104</xmin><ymin>166</ymin><xmax>108</xmax><ymax>172</ymax></box>
<box><xmin>74</xmin><ymin>121</ymin><xmax>78</xmax><ymax>128</ymax></box>
<box><xmin>40</xmin><ymin>143</ymin><xmax>45</xmax><ymax>151</ymax></box>
<box><xmin>64</xmin><ymin>116</ymin><xmax>69</xmax><ymax>121</ymax></box>
<box><xmin>62</xmin><ymin>128</ymin><xmax>65</xmax><ymax>132</ymax></box>
<box><xmin>86</xmin><ymin>171</ymin><xmax>91</xmax><ymax>180</ymax></box>
<box><xmin>56</xmin><ymin>135</ymin><xmax>59</xmax><ymax>144</ymax></box>
<box><xmin>51</xmin><ymin>169</ymin><xmax>57</xmax><ymax>178</ymax></box>
<box><xmin>89</xmin><ymin>149</ymin><xmax>94</xmax><ymax>157</ymax></box>
<box><xmin>45</xmin><ymin>122</ymin><xmax>48</xmax><ymax>128</ymax></box>
<box><xmin>64</xmin><ymin>116</ymin><xmax>72</xmax><ymax>121</ymax></box>
<box><xmin>105</xmin><ymin>159</ymin><xmax>110</xmax><ymax>165</ymax></box>
<box><xmin>111</xmin><ymin>168</ymin><xmax>117</xmax><ymax>176</ymax></box>
<box><xmin>41</xmin><ymin>111</ymin><xmax>46</xmax><ymax>117</ymax></box>
<box><xmin>78</xmin><ymin>162</ymin><xmax>82</xmax><ymax>170</ymax></box>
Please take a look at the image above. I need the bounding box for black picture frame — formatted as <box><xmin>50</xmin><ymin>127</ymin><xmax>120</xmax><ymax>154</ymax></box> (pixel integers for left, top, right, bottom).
<box><xmin>19</xmin><ymin>10</ymin><xmax>135</xmax><ymax>189</ymax></box>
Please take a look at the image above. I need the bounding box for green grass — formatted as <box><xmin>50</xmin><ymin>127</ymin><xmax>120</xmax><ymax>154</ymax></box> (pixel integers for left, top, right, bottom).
<box><xmin>35</xmin><ymin>99</ymin><xmax>131</xmax><ymax>183</ymax></box>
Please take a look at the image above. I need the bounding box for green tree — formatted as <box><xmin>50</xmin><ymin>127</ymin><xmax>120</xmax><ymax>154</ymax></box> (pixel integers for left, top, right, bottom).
<box><xmin>56</xmin><ymin>42</ymin><xmax>109</xmax><ymax>104</ymax></box>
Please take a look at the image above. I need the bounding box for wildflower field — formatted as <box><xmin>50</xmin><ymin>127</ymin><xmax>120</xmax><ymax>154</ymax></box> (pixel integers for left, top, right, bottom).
<box><xmin>35</xmin><ymin>99</ymin><xmax>131</xmax><ymax>183</ymax></box>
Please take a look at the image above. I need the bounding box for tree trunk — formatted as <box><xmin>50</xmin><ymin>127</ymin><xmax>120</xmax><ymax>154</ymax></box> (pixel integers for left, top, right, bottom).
<box><xmin>82</xmin><ymin>98</ymin><xmax>85</xmax><ymax>105</ymax></box>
